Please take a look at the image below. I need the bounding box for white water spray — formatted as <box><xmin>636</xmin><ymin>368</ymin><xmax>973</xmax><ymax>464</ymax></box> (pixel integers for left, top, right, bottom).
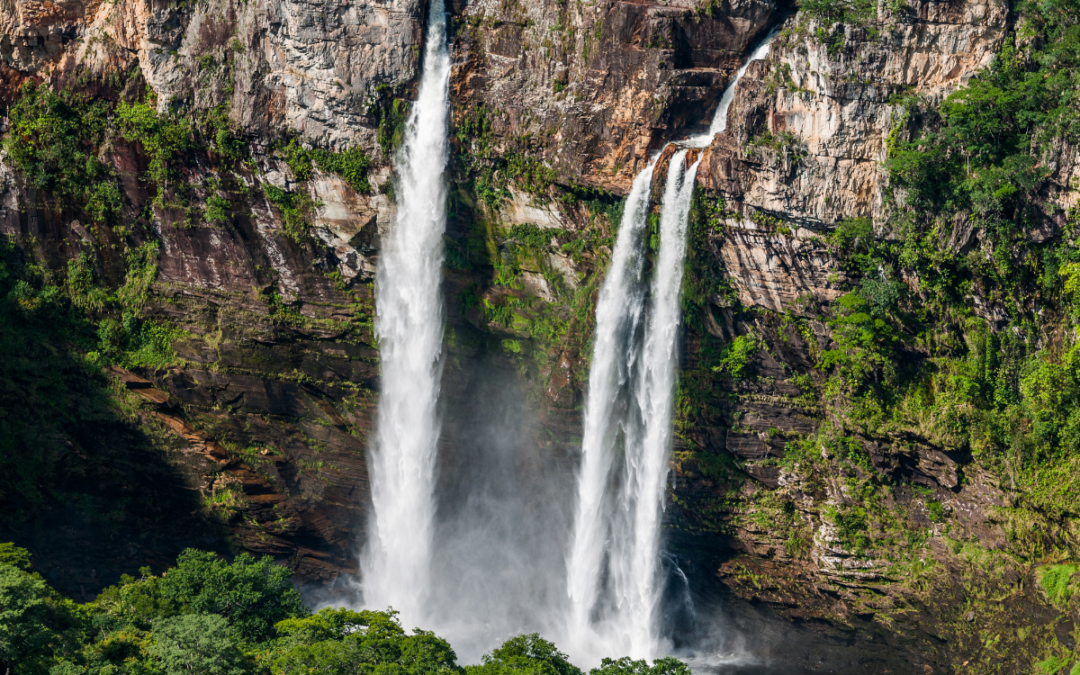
<box><xmin>362</xmin><ymin>0</ymin><xmax>451</xmax><ymax>625</ymax></box>
<box><xmin>565</xmin><ymin>28</ymin><xmax>777</xmax><ymax>662</ymax></box>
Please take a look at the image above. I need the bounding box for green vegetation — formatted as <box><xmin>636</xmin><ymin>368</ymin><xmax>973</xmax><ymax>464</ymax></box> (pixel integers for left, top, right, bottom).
<box><xmin>1037</xmin><ymin>563</ymin><xmax>1079</xmax><ymax>608</ymax></box>
<box><xmin>454</xmin><ymin>105</ymin><xmax>560</xmax><ymax>209</ymax></box>
<box><xmin>797</xmin><ymin>0</ymin><xmax>874</xmax><ymax>24</ymax></box>
<box><xmin>4</xmin><ymin>82</ymin><xmax>122</xmax><ymax>222</ymax></box>
<box><xmin>0</xmin><ymin>234</ymin><xmax>186</xmax><ymax>508</ymax></box>
<box><xmin>281</xmin><ymin>138</ymin><xmax>373</xmax><ymax>194</ymax></box>
<box><xmin>264</xmin><ymin>184</ymin><xmax>317</xmax><ymax>245</ymax></box>
<box><xmin>263</xmin><ymin>138</ymin><xmax>374</xmax><ymax>243</ymax></box>
<box><xmin>1036</xmin><ymin>657</ymin><xmax>1071</xmax><ymax>675</ymax></box>
<box><xmin>0</xmin><ymin>544</ymin><xmax>689</xmax><ymax>675</ymax></box>
<box><xmin>713</xmin><ymin>335</ymin><xmax>759</xmax><ymax>379</ymax></box>
<box><xmin>116</xmin><ymin>101</ymin><xmax>195</xmax><ymax>203</ymax></box>
<box><xmin>786</xmin><ymin>0</ymin><xmax>1080</xmax><ymax>523</ymax></box>
<box><xmin>376</xmin><ymin>92</ymin><xmax>411</xmax><ymax>157</ymax></box>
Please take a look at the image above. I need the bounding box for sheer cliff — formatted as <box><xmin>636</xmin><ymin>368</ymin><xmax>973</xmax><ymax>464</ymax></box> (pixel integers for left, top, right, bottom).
<box><xmin>1</xmin><ymin>0</ymin><xmax>1079</xmax><ymax>672</ymax></box>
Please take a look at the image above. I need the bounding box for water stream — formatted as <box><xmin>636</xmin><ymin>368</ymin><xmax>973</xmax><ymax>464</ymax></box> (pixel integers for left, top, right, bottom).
<box><xmin>361</xmin><ymin>0</ymin><xmax>452</xmax><ymax>626</ymax></box>
<box><xmin>564</xmin><ymin>28</ymin><xmax>778</xmax><ymax>662</ymax></box>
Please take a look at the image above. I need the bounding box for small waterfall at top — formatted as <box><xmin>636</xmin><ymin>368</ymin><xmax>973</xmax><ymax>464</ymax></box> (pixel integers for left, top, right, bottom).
<box><xmin>564</xmin><ymin>27</ymin><xmax>778</xmax><ymax>662</ymax></box>
<box><xmin>361</xmin><ymin>0</ymin><xmax>451</xmax><ymax>625</ymax></box>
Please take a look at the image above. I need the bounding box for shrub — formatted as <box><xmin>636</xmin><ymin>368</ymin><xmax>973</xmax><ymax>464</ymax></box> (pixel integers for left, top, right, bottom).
<box><xmin>157</xmin><ymin>550</ymin><xmax>306</xmax><ymax>643</ymax></box>
<box><xmin>3</xmin><ymin>82</ymin><xmax>122</xmax><ymax>222</ymax></box>
<box><xmin>149</xmin><ymin>614</ymin><xmax>251</xmax><ymax>675</ymax></box>
<box><xmin>713</xmin><ymin>335</ymin><xmax>759</xmax><ymax>379</ymax></box>
<box><xmin>1037</xmin><ymin>563</ymin><xmax>1080</xmax><ymax>607</ymax></box>
<box><xmin>466</xmin><ymin>634</ymin><xmax>582</xmax><ymax>675</ymax></box>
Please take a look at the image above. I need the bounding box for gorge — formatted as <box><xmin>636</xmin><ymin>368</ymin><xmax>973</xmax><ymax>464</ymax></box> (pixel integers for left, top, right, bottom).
<box><xmin>1</xmin><ymin>0</ymin><xmax>1080</xmax><ymax>672</ymax></box>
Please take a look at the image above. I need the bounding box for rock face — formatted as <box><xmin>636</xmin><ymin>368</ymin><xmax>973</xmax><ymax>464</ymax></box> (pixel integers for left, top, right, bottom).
<box><xmin>1</xmin><ymin>0</ymin><xmax>1078</xmax><ymax>672</ymax></box>
<box><xmin>452</xmin><ymin>0</ymin><xmax>776</xmax><ymax>191</ymax></box>
<box><xmin>699</xmin><ymin>0</ymin><xmax>1007</xmax><ymax>226</ymax></box>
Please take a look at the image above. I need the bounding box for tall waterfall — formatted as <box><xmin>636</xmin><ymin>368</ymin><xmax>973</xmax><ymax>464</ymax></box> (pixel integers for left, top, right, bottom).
<box><xmin>566</xmin><ymin>163</ymin><xmax>657</xmax><ymax>649</ymax></box>
<box><xmin>362</xmin><ymin>0</ymin><xmax>451</xmax><ymax>624</ymax></box>
<box><xmin>565</xmin><ymin>28</ymin><xmax>777</xmax><ymax>661</ymax></box>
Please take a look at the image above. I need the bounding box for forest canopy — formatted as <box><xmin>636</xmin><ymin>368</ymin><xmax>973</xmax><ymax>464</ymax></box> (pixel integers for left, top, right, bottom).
<box><xmin>0</xmin><ymin>545</ymin><xmax>689</xmax><ymax>675</ymax></box>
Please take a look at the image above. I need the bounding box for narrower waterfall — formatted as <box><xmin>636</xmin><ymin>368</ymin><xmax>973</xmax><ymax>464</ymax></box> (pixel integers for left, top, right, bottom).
<box><xmin>565</xmin><ymin>28</ymin><xmax>777</xmax><ymax>661</ymax></box>
<box><xmin>567</xmin><ymin>164</ymin><xmax>657</xmax><ymax>646</ymax></box>
<box><xmin>362</xmin><ymin>0</ymin><xmax>452</xmax><ymax>624</ymax></box>
<box><xmin>620</xmin><ymin>150</ymin><xmax>701</xmax><ymax>657</ymax></box>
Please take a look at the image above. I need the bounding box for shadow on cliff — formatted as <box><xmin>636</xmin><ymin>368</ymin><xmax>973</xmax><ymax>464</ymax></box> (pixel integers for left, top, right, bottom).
<box><xmin>659</xmin><ymin>547</ymin><xmax>923</xmax><ymax>675</ymax></box>
<box><xmin>0</xmin><ymin>243</ymin><xmax>228</xmax><ymax>600</ymax></box>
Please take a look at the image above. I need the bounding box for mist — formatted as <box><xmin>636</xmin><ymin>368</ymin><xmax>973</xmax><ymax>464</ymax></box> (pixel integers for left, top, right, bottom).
<box><xmin>427</xmin><ymin>349</ymin><xmax>576</xmax><ymax>662</ymax></box>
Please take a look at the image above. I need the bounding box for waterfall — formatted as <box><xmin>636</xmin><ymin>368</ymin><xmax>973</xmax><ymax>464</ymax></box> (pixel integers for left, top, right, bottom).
<box><xmin>564</xmin><ymin>27</ymin><xmax>777</xmax><ymax>662</ymax></box>
<box><xmin>566</xmin><ymin>163</ymin><xmax>657</xmax><ymax>647</ymax></box>
<box><xmin>362</xmin><ymin>0</ymin><xmax>451</xmax><ymax>625</ymax></box>
<box><xmin>704</xmin><ymin>28</ymin><xmax>779</xmax><ymax>138</ymax></box>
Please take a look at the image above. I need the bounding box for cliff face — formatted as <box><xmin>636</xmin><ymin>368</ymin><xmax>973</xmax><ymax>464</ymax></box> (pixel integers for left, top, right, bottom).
<box><xmin>2</xmin><ymin>0</ymin><xmax>1079</xmax><ymax>672</ymax></box>
<box><xmin>450</xmin><ymin>0</ymin><xmax>776</xmax><ymax>190</ymax></box>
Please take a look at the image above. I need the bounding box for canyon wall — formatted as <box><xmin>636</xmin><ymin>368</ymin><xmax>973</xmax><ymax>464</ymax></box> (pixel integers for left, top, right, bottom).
<box><xmin>2</xmin><ymin>0</ymin><xmax>1078</xmax><ymax>672</ymax></box>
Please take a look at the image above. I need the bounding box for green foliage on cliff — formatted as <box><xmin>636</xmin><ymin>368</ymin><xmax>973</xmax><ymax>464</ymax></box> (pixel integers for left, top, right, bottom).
<box><xmin>3</xmin><ymin>82</ymin><xmax>123</xmax><ymax>222</ymax></box>
<box><xmin>798</xmin><ymin>0</ymin><xmax>874</xmax><ymax>24</ymax></box>
<box><xmin>116</xmin><ymin>101</ymin><xmax>195</xmax><ymax>203</ymax></box>
<box><xmin>794</xmin><ymin>0</ymin><xmax>1080</xmax><ymax>552</ymax></box>
<box><xmin>1037</xmin><ymin>563</ymin><xmax>1080</xmax><ymax>608</ymax></box>
<box><xmin>713</xmin><ymin>335</ymin><xmax>759</xmax><ymax>379</ymax></box>
<box><xmin>0</xmin><ymin>234</ymin><xmax>191</xmax><ymax>510</ymax></box>
<box><xmin>281</xmin><ymin>138</ymin><xmax>372</xmax><ymax>194</ymax></box>
<box><xmin>264</xmin><ymin>184</ymin><xmax>317</xmax><ymax>244</ymax></box>
<box><xmin>454</xmin><ymin>104</ymin><xmax>561</xmax><ymax>208</ymax></box>
<box><xmin>377</xmin><ymin>95</ymin><xmax>411</xmax><ymax>157</ymax></box>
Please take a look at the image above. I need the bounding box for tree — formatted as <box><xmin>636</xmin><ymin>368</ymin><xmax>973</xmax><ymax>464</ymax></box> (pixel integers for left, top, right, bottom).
<box><xmin>158</xmin><ymin>550</ymin><xmax>306</xmax><ymax>643</ymax></box>
<box><xmin>0</xmin><ymin>564</ymin><xmax>80</xmax><ymax>675</ymax></box>
<box><xmin>0</xmin><ymin>545</ymin><xmax>31</xmax><ymax>571</ymax></box>
<box><xmin>271</xmin><ymin>608</ymin><xmax>461</xmax><ymax>675</ymax></box>
<box><xmin>466</xmin><ymin>635</ymin><xmax>582</xmax><ymax>675</ymax></box>
<box><xmin>89</xmin><ymin>568</ymin><xmax>178</xmax><ymax>633</ymax></box>
<box><xmin>148</xmin><ymin>614</ymin><xmax>250</xmax><ymax>675</ymax></box>
<box><xmin>589</xmin><ymin>657</ymin><xmax>691</xmax><ymax>675</ymax></box>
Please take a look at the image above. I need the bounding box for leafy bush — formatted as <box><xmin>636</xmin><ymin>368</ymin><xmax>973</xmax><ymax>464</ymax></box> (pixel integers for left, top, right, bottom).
<box><xmin>589</xmin><ymin>657</ymin><xmax>691</xmax><ymax>675</ymax></box>
<box><xmin>378</xmin><ymin>97</ymin><xmax>411</xmax><ymax>157</ymax></box>
<box><xmin>466</xmin><ymin>634</ymin><xmax>582</xmax><ymax>675</ymax></box>
<box><xmin>115</xmin><ymin>101</ymin><xmax>194</xmax><ymax>202</ymax></box>
<box><xmin>264</xmin><ymin>184</ymin><xmax>314</xmax><ymax>244</ymax></box>
<box><xmin>0</xmin><ymin>562</ymin><xmax>81</xmax><ymax>675</ymax></box>
<box><xmin>1037</xmin><ymin>563</ymin><xmax>1080</xmax><ymax>607</ymax></box>
<box><xmin>149</xmin><ymin>614</ymin><xmax>251</xmax><ymax>675</ymax></box>
<box><xmin>714</xmin><ymin>335</ymin><xmax>759</xmax><ymax>379</ymax></box>
<box><xmin>818</xmin><ymin>293</ymin><xmax>900</xmax><ymax>396</ymax></box>
<box><xmin>509</xmin><ymin>224</ymin><xmax>560</xmax><ymax>250</ymax></box>
<box><xmin>157</xmin><ymin>549</ymin><xmax>307</xmax><ymax>643</ymax></box>
<box><xmin>272</xmin><ymin>609</ymin><xmax>460</xmax><ymax>675</ymax></box>
<box><xmin>3</xmin><ymin>82</ymin><xmax>122</xmax><ymax>222</ymax></box>
<box><xmin>282</xmin><ymin>138</ymin><xmax>372</xmax><ymax>193</ymax></box>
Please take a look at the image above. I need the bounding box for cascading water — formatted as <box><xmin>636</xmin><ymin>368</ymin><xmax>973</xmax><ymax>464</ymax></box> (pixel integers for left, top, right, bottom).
<box><xmin>361</xmin><ymin>0</ymin><xmax>451</xmax><ymax>625</ymax></box>
<box><xmin>566</xmin><ymin>163</ymin><xmax>657</xmax><ymax>650</ymax></box>
<box><xmin>565</xmin><ymin>27</ymin><xmax>777</xmax><ymax>662</ymax></box>
<box><xmin>608</xmin><ymin>150</ymin><xmax>701</xmax><ymax>659</ymax></box>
